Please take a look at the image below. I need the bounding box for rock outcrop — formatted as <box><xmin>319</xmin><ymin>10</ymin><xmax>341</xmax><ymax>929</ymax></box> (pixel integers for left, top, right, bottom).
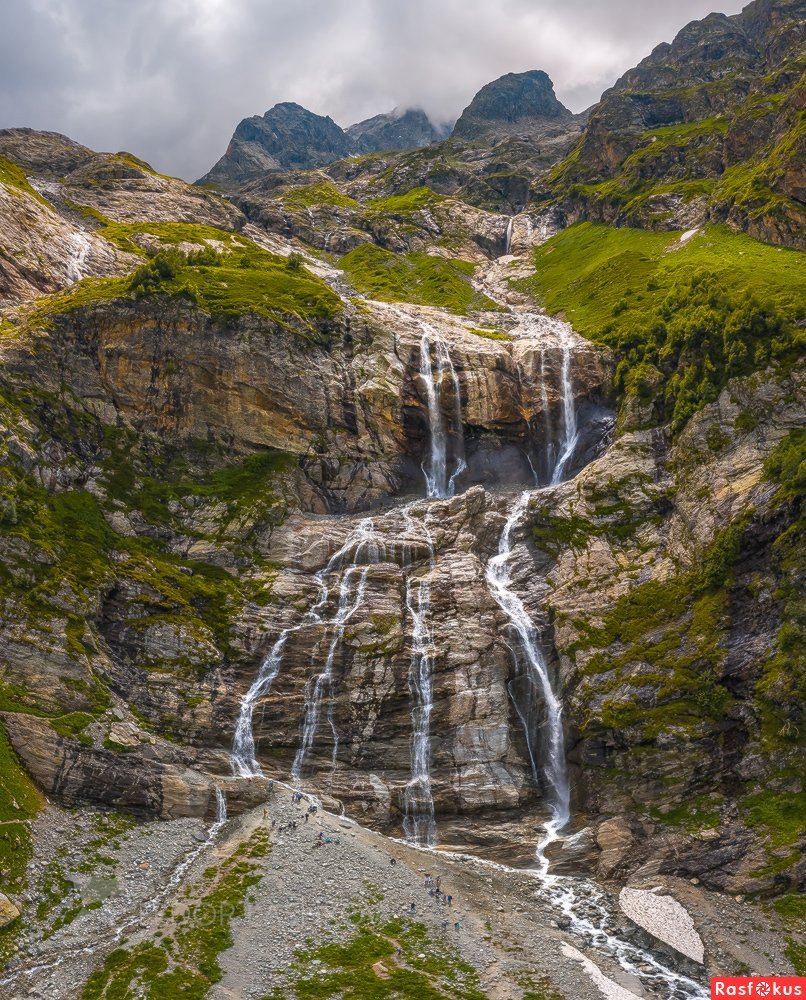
<box><xmin>550</xmin><ymin>0</ymin><xmax>806</xmax><ymax>245</ymax></box>
<box><xmin>347</xmin><ymin>108</ymin><xmax>452</xmax><ymax>153</ymax></box>
<box><xmin>452</xmin><ymin>70</ymin><xmax>576</xmax><ymax>141</ymax></box>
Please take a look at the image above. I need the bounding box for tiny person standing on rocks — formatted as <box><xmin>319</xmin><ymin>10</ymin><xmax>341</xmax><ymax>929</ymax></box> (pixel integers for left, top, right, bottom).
<box><xmin>410</xmin><ymin>902</ymin><xmax>416</xmax><ymax>913</ymax></box>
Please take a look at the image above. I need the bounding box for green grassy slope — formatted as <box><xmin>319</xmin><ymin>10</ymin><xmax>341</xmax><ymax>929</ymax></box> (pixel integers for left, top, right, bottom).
<box><xmin>340</xmin><ymin>244</ymin><xmax>498</xmax><ymax>313</ymax></box>
<box><xmin>519</xmin><ymin>223</ymin><xmax>805</xmax><ymax>429</ymax></box>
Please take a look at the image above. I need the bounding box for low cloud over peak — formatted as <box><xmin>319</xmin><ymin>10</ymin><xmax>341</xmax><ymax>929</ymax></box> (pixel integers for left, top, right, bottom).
<box><xmin>0</xmin><ymin>0</ymin><xmax>747</xmax><ymax>180</ymax></box>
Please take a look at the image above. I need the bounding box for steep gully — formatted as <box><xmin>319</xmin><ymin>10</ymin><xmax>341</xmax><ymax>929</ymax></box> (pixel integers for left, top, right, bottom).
<box><xmin>230</xmin><ymin>247</ymin><xmax>709</xmax><ymax>997</ymax></box>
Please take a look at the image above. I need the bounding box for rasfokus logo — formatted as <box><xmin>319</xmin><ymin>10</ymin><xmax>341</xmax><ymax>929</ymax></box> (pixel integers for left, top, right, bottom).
<box><xmin>711</xmin><ymin>979</ymin><xmax>806</xmax><ymax>998</ymax></box>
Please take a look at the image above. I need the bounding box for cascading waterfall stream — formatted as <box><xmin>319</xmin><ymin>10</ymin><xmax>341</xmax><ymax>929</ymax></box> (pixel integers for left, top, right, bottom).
<box><xmin>291</xmin><ymin>562</ymin><xmax>371</xmax><ymax>782</ymax></box>
<box><xmin>401</xmin><ymin>510</ymin><xmax>438</xmax><ymax>847</ymax></box>
<box><xmin>485</xmin><ymin>365</ymin><xmax>707</xmax><ymax>997</ymax></box>
<box><xmin>485</xmin><ymin>492</ymin><xmax>570</xmax><ymax>839</ymax></box>
<box><xmin>486</xmin><ymin>497</ymin><xmax>707</xmax><ymax>997</ymax></box>
<box><xmin>539</xmin><ymin>346</ymin><xmax>553</xmax><ymax>480</ymax></box>
<box><xmin>232</xmin><ymin>634</ymin><xmax>289</xmax><ymax>777</ymax></box>
<box><xmin>231</xmin><ymin>518</ymin><xmax>379</xmax><ymax>778</ymax></box>
<box><xmin>550</xmin><ymin>324</ymin><xmax>580</xmax><ymax>486</ymax></box>
<box><xmin>503</xmin><ymin>216</ymin><xmax>514</xmax><ymax>255</ymax></box>
<box><xmin>66</xmin><ymin>231</ymin><xmax>91</xmax><ymax>284</ymax></box>
<box><xmin>418</xmin><ymin>320</ymin><xmax>466</xmax><ymax>498</ymax></box>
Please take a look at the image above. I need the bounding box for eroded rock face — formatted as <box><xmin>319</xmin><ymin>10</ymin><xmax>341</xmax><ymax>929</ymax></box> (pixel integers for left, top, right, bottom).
<box><xmin>0</xmin><ymin>181</ymin><xmax>137</xmax><ymax>306</ymax></box>
<box><xmin>225</xmin><ymin>488</ymin><xmax>535</xmax><ymax>841</ymax></box>
<box><xmin>452</xmin><ymin>70</ymin><xmax>576</xmax><ymax>142</ymax></box>
<box><xmin>5</xmin><ymin>295</ymin><xmax>611</xmax><ymax>512</ymax></box>
<box><xmin>0</xmin><ymin>132</ymin><xmax>242</xmax><ymax>307</ymax></box>
<box><xmin>555</xmin><ymin>0</ymin><xmax>806</xmax><ymax>245</ymax></box>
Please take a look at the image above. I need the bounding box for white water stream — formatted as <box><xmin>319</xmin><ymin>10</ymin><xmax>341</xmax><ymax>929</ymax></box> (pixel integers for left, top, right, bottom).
<box><xmin>418</xmin><ymin>319</ymin><xmax>466</xmax><ymax>498</ymax></box>
<box><xmin>291</xmin><ymin>562</ymin><xmax>370</xmax><ymax>782</ymax></box>
<box><xmin>65</xmin><ymin>231</ymin><xmax>91</xmax><ymax>284</ymax></box>
<box><xmin>482</xmin><ymin>347</ymin><xmax>707</xmax><ymax>998</ymax></box>
<box><xmin>504</xmin><ymin>216</ymin><xmax>514</xmax><ymax>255</ymax></box>
<box><xmin>486</xmin><ymin>490</ymin><xmax>570</xmax><ymax>833</ymax></box>
<box><xmin>227</xmin><ymin>304</ymin><xmax>708</xmax><ymax>995</ymax></box>
<box><xmin>401</xmin><ymin>510</ymin><xmax>438</xmax><ymax>847</ymax></box>
<box><xmin>550</xmin><ymin>324</ymin><xmax>580</xmax><ymax>486</ymax></box>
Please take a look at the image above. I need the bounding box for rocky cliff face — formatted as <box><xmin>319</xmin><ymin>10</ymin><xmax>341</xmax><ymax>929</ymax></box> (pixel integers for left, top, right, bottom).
<box><xmin>549</xmin><ymin>0</ymin><xmax>805</xmax><ymax>246</ymax></box>
<box><xmin>0</xmin><ymin>4</ymin><xmax>803</xmax><ymax>944</ymax></box>
<box><xmin>452</xmin><ymin>70</ymin><xmax>576</xmax><ymax>141</ymax></box>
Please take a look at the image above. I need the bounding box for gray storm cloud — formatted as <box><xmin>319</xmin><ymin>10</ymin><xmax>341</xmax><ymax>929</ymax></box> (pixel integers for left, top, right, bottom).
<box><xmin>1</xmin><ymin>0</ymin><xmax>747</xmax><ymax>180</ymax></box>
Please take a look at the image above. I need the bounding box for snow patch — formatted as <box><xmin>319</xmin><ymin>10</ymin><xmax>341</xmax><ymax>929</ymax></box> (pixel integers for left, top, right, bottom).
<box><xmin>619</xmin><ymin>887</ymin><xmax>705</xmax><ymax>964</ymax></box>
<box><xmin>561</xmin><ymin>942</ymin><xmax>643</xmax><ymax>1000</ymax></box>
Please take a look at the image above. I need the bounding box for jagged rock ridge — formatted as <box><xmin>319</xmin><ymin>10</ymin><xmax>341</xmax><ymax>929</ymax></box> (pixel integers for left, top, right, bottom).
<box><xmin>550</xmin><ymin>0</ymin><xmax>805</xmax><ymax>245</ymax></box>
<box><xmin>452</xmin><ymin>69</ymin><xmax>576</xmax><ymax>140</ymax></box>
<box><xmin>199</xmin><ymin>101</ymin><xmax>451</xmax><ymax>187</ymax></box>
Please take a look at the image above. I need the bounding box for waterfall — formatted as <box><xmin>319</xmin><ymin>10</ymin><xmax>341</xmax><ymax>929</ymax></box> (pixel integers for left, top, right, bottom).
<box><xmin>503</xmin><ymin>216</ymin><xmax>514</xmax><ymax>255</ymax></box>
<box><xmin>401</xmin><ymin>511</ymin><xmax>438</xmax><ymax>847</ymax></box>
<box><xmin>539</xmin><ymin>347</ymin><xmax>554</xmax><ymax>482</ymax></box>
<box><xmin>66</xmin><ymin>231</ymin><xmax>91</xmax><ymax>284</ymax></box>
<box><xmin>215</xmin><ymin>787</ymin><xmax>228</xmax><ymax>824</ymax></box>
<box><xmin>291</xmin><ymin>563</ymin><xmax>371</xmax><ymax>782</ymax></box>
<box><xmin>231</xmin><ymin>633</ymin><xmax>289</xmax><ymax>777</ymax></box>
<box><xmin>484</xmin><ymin>326</ymin><xmax>576</xmax><ymax>836</ymax></box>
<box><xmin>418</xmin><ymin>320</ymin><xmax>466</xmax><ymax>499</ymax></box>
<box><xmin>550</xmin><ymin>326</ymin><xmax>579</xmax><ymax>486</ymax></box>
<box><xmin>485</xmin><ymin>492</ymin><xmax>570</xmax><ymax>841</ymax></box>
<box><xmin>231</xmin><ymin>518</ymin><xmax>378</xmax><ymax>779</ymax></box>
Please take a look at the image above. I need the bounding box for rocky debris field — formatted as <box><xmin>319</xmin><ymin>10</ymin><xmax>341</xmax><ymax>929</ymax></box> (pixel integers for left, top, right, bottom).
<box><xmin>1</xmin><ymin>783</ymin><xmax>798</xmax><ymax>999</ymax></box>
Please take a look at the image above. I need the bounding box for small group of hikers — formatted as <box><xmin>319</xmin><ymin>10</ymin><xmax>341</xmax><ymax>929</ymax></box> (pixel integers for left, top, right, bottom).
<box><xmin>260</xmin><ymin>785</ymin><xmax>462</xmax><ymax>928</ymax></box>
<box><xmin>314</xmin><ymin>830</ymin><xmax>340</xmax><ymax>848</ymax></box>
<box><xmin>260</xmin><ymin>781</ymin><xmax>318</xmax><ymax>834</ymax></box>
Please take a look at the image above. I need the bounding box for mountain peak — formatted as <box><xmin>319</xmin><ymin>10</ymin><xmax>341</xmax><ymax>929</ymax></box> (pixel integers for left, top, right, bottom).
<box><xmin>197</xmin><ymin>102</ymin><xmax>352</xmax><ymax>185</ymax></box>
<box><xmin>346</xmin><ymin>107</ymin><xmax>452</xmax><ymax>154</ymax></box>
<box><xmin>198</xmin><ymin>101</ymin><xmax>451</xmax><ymax>187</ymax></box>
<box><xmin>452</xmin><ymin>69</ymin><xmax>573</xmax><ymax>141</ymax></box>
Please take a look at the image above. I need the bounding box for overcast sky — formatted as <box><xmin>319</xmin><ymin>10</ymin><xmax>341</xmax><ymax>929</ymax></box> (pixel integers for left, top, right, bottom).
<box><xmin>1</xmin><ymin>0</ymin><xmax>747</xmax><ymax>181</ymax></box>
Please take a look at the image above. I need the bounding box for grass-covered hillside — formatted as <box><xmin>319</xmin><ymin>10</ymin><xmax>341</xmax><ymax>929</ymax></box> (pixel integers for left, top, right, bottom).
<box><xmin>340</xmin><ymin>244</ymin><xmax>499</xmax><ymax>313</ymax></box>
<box><xmin>519</xmin><ymin>223</ymin><xmax>805</xmax><ymax>429</ymax></box>
<box><xmin>25</xmin><ymin>220</ymin><xmax>342</xmax><ymax>334</ymax></box>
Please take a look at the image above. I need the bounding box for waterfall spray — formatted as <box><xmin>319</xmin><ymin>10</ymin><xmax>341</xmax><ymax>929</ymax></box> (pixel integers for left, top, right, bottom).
<box><xmin>418</xmin><ymin>321</ymin><xmax>466</xmax><ymax>498</ymax></box>
<box><xmin>485</xmin><ymin>492</ymin><xmax>570</xmax><ymax>849</ymax></box>
<box><xmin>401</xmin><ymin>510</ymin><xmax>438</xmax><ymax>847</ymax></box>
